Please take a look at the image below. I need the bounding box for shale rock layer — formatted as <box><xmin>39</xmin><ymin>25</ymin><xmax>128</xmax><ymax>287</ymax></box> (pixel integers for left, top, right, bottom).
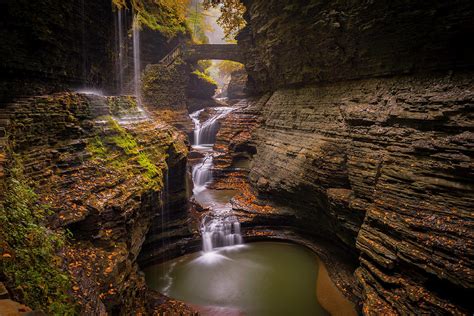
<box><xmin>239</xmin><ymin>0</ymin><xmax>474</xmax><ymax>94</ymax></box>
<box><xmin>0</xmin><ymin>93</ymin><xmax>188</xmax><ymax>314</ymax></box>
<box><xmin>248</xmin><ymin>72</ymin><xmax>473</xmax><ymax>314</ymax></box>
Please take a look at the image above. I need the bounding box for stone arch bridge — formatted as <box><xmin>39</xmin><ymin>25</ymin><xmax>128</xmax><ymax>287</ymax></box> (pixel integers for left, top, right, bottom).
<box><xmin>160</xmin><ymin>44</ymin><xmax>243</xmax><ymax>66</ymax></box>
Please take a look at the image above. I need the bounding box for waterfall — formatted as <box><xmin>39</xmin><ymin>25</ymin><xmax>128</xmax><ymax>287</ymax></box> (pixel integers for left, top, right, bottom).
<box><xmin>111</xmin><ymin>13</ymin><xmax>147</xmax><ymax>124</ymax></box>
<box><xmin>189</xmin><ymin>106</ymin><xmax>243</xmax><ymax>252</ymax></box>
<box><xmin>201</xmin><ymin>215</ymin><xmax>243</xmax><ymax>252</ymax></box>
<box><xmin>81</xmin><ymin>0</ymin><xmax>87</xmax><ymax>85</ymax></box>
<box><xmin>192</xmin><ymin>153</ymin><xmax>214</xmax><ymax>194</ymax></box>
<box><xmin>191</xmin><ymin>107</ymin><xmax>234</xmax><ymax>145</ymax></box>
<box><xmin>189</xmin><ymin>109</ymin><xmax>205</xmax><ymax>146</ymax></box>
<box><xmin>115</xmin><ymin>9</ymin><xmax>125</xmax><ymax>93</ymax></box>
<box><xmin>133</xmin><ymin>15</ymin><xmax>141</xmax><ymax>104</ymax></box>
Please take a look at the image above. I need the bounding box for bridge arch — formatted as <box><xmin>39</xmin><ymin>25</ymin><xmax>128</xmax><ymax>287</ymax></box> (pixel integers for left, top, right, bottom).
<box><xmin>183</xmin><ymin>44</ymin><xmax>243</xmax><ymax>63</ymax></box>
<box><xmin>160</xmin><ymin>44</ymin><xmax>244</xmax><ymax>66</ymax></box>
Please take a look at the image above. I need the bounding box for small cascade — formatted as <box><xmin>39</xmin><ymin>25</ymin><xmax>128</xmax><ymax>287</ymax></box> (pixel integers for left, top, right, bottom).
<box><xmin>189</xmin><ymin>106</ymin><xmax>243</xmax><ymax>252</ymax></box>
<box><xmin>191</xmin><ymin>107</ymin><xmax>234</xmax><ymax>145</ymax></box>
<box><xmin>192</xmin><ymin>152</ymin><xmax>214</xmax><ymax>194</ymax></box>
<box><xmin>189</xmin><ymin>109</ymin><xmax>205</xmax><ymax>145</ymax></box>
<box><xmin>201</xmin><ymin>215</ymin><xmax>243</xmax><ymax>252</ymax></box>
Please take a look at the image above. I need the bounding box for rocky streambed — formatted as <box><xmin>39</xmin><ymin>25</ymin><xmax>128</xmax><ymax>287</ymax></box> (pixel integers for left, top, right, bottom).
<box><xmin>134</xmin><ymin>97</ymin><xmax>361</xmax><ymax>315</ymax></box>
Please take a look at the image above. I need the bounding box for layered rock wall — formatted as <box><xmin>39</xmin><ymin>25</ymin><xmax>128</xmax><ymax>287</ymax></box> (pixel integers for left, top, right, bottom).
<box><xmin>0</xmin><ymin>0</ymin><xmax>115</xmax><ymax>101</ymax></box>
<box><xmin>249</xmin><ymin>73</ymin><xmax>473</xmax><ymax>314</ymax></box>
<box><xmin>0</xmin><ymin>93</ymin><xmax>188</xmax><ymax>314</ymax></box>
<box><xmin>240</xmin><ymin>0</ymin><xmax>474</xmax><ymax>314</ymax></box>
<box><xmin>239</xmin><ymin>0</ymin><xmax>474</xmax><ymax>94</ymax></box>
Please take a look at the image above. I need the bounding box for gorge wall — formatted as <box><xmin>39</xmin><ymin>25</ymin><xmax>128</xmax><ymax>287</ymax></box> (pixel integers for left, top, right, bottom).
<box><xmin>239</xmin><ymin>0</ymin><xmax>474</xmax><ymax>94</ymax></box>
<box><xmin>239</xmin><ymin>0</ymin><xmax>474</xmax><ymax>314</ymax></box>
<box><xmin>0</xmin><ymin>1</ymin><xmax>209</xmax><ymax>313</ymax></box>
<box><xmin>0</xmin><ymin>93</ymin><xmax>189</xmax><ymax>314</ymax></box>
<box><xmin>0</xmin><ymin>0</ymin><xmax>184</xmax><ymax>102</ymax></box>
<box><xmin>0</xmin><ymin>0</ymin><xmax>115</xmax><ymax>101</ymax></box>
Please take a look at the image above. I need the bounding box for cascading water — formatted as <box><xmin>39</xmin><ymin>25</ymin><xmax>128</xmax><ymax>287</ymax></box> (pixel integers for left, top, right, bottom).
<box><xmin>191</xmin><ymin>107</ymin><xmax>234</xmax><ymax>145</ymax></box>
<box><xmin>115</xmin><ymin>9</ymin><xmax>125</xmax><ymax>93</ymax></box>
<box><xmin>192</xmin><ymin>153</ymin><xmax>214</xmax><ymax>194</ymax></box>
<box><xmin>113</xmin><ymin>13</ymin><xmax>148</xmax><ymax>124</ymax></box>
<box><xmin>189</xmin><ymin>107</ymin><xmax>243</xmax><ymax>252</ymax></box>
<box><xmin>201</xmin><ymin>215</ymin><xmax>243</xmax><ymax>252</ymax></box>
<box><xmin>80</xmin><ymin>0</ymin><xmax>87</xmax><ymax>85</ymax></box>
<box><xmin>133</xmin><ymin>15</ymin><xmax>141</xmax><ymax>104</ymax></box>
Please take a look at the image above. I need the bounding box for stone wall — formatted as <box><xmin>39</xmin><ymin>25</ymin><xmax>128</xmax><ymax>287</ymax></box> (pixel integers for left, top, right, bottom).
<box><xmin>239</xmin><ymin>0</ymin><xmax>474</xmax><ymax>94</ymax></box>
<box><xmin>248</xmin><ymin>72</ymin><xmax>473</xmax><ymax>314</ymax></box>
<box><xmin>0</xmin><ymin>92</ymin><xmax>188</xmax><ymax>314</ymax></box>
<box><xmin>0</xmin><ymin>0</ymin><xmax>115</xmax><ymax>102</ymax></box>
<box><xmin>239</xmin><ymin>0</ymin><xmax>474</xmax><ymax>314</ymax></box>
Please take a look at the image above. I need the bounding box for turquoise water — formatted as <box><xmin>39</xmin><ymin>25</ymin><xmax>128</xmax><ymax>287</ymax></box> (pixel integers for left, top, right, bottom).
<box><xmin>145</xmin><ymin>242</ymin><xmax>329</xmax><ymax>316</ymax></box>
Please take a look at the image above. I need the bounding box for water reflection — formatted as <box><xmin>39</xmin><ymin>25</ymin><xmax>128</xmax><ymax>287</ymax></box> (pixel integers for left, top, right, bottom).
<box><xmin>145</xmin><ymin>242</ymin><xmax>329</xmax><ymax>316</ymax></box>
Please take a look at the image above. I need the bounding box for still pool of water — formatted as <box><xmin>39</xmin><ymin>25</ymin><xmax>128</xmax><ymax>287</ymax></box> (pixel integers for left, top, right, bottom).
<box><xmin>144</xmin><ymin>242</ymin><xmax>330</xmax><ymax>316</ymax></box>
<box><xmin>194</xmin><ymin>189</ymin><xmax>237</xmax><ymax>209</ymax></box>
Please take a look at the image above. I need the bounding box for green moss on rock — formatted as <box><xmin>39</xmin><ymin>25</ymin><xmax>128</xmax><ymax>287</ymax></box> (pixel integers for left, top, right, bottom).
<box><xmin>0</xmin><ymin>151</ymin><xmax>76</xmax><ymax>315</ymax></box>
<box><xmin>85</xmin><ymin>117</ymin><xmax>166</xmax><ymax>190</ymax></box>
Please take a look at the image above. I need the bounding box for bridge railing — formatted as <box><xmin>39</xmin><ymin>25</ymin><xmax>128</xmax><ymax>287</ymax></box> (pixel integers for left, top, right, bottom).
<box><xmin>159</xmin><ymin>43</ymin><xmax>183</xmax><ymax>66</ymax></box>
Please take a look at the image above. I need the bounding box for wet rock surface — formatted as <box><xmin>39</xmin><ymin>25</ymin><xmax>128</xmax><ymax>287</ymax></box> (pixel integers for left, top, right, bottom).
<box><xmin>236</xmin><ymin>0</ymin><xmax>474</xmax><ymax>314</ymax></box>
<box><xmin>239</xmin><ymin>0</ymin><xmax>474</xmax><ymax>94</ymax></box>
<box><xmin>248</xmin><ymin>72</ymin><xmax>474</xmax><ymax>314</ymax></box>
<box><xmin>0</xmin><ymin>93</ymin><xmax>189</xmax><ymax>314</ymax></box>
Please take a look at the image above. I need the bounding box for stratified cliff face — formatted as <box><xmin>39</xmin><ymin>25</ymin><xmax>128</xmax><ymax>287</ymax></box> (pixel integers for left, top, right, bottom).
<box><xmin>141</xmin><ymin>62</ymin><xmax>194</xmax><ymax>135</ymax></box>
<box><xmin>239</xmin><ymin>0</ymin><xmax>474</xmax><ymax>314</ymax></box>
<box><xmin>0</xmin><ymin>93</ymin><xmax>188</xmax><ymax>314</ymax></box>
<box><xmin>249</xmin><ymin>73</ymin><xmax>473</xmax><ymax>314</ymax></box>
<box><xmin>227</xmin><ymin>69</ymin><xmax>248</xmax><ymax>100</ymax></box>
<box><xmin>0</xmin><ymin>0</ymin><xmax>115</xmax><ymax>101</ymax></box>
<box><xmin>239</xmin><ymin>0</ymin><xmax>474</xmax><ymax>94</ymax></box>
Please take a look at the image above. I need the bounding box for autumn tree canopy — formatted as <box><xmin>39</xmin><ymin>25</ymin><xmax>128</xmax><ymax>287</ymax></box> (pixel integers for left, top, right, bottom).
<box><xmin>202</xmin><ymin>0</ymin><xmax>246</xmax><ymax>39</ymax></box>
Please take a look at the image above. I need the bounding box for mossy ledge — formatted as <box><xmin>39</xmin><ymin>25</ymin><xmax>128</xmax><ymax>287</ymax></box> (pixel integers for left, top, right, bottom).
<box><xmin>0</xmin><ymin>149</ymin><xmax>77</xmax><ymax>315</ymax></box>
<box><xmin>86</xmin><ymin>116</ymin><xmax>166</xmax><ymax>190</ymax></box>
<box><xmin>0</xmin><ymin>93</ymin><xmax>188</xmax><ymax>314</ymax></box>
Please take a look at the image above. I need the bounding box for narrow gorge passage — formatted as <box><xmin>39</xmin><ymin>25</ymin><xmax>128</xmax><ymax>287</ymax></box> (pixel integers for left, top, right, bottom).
<box><xmin>1</xmin><ymin>0</ymin><xmax>472</xmax><ymax>315</ymax></box>
<box><xmin>145</xmin><ymin>100</ymin><xmax>354</xmax><ymax>315</ymax></box>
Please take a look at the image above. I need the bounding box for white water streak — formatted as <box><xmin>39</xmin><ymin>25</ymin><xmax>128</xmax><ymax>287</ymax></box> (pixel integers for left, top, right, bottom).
<box><xmin>189</xmin><ymin>106</ymin><xmax>243</xmax><ymax>252</ymax></box>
